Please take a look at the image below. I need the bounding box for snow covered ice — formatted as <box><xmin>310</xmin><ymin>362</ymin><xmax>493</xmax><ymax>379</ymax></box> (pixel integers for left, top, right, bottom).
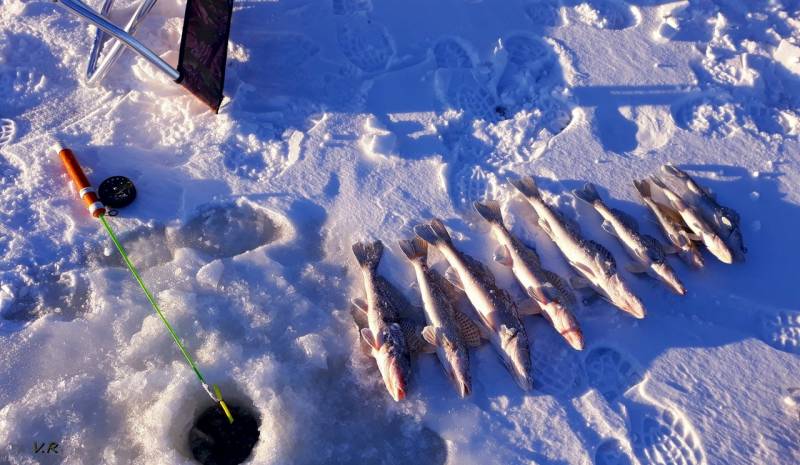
<box><xmin>1</xmin><ymin>0</ymin><xmax>800</xmax><ymax>464</ymax></box>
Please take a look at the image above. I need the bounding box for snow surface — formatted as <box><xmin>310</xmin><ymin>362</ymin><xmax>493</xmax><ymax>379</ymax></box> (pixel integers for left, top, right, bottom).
<box><xmin>1</xmin><ymin>0</ymin><xmax>799</xmax><ymax>464</ymax></box>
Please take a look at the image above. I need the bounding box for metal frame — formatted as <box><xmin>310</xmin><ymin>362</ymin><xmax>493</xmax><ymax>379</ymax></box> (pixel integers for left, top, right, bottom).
<box><xmin>55</xmin><ymin>0</ymin><xmax>180</xmax><ymax>83</ymax></box>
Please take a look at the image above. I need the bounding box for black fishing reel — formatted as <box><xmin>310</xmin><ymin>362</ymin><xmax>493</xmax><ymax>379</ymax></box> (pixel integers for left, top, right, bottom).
<box><xmin>98</xmin><ymin>176</ymin><xmax>137</xmax><ymax>215</ymax></box>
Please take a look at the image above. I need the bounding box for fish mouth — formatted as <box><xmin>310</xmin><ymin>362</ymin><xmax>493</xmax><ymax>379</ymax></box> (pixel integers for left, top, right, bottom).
<box><xmin>617</xmin><ymin>292</ymin><xmax>646</xmax><ymax>319</ymax></box>
<box><xmin>378</xmin><ymin>352</ymin><xmax>409</xmax><ymax>402</ymax></box>
<box><xmin>624</xmin><ymin>299</ymin><xmax>646</xmax><ymax>319</ymax></box>
<box><xmin>388</xmin><ymin>369</ymin><xmax>407</xmax><ymax>402</ymax></box>
<box><xmin>513</xmin><ymin>371</ymin><xmax>534</xmax><ymax>391</ymax></box>
<box><xmin>392</xmin><ymin>386</ymin><xmax>406</xmax><ymax>402</ymax></box>
<box><xmin>506</xmin><ymin>346</ymin><xmax>533</xmax><ymax>391</ymax></box>
<box><xmin>456</xmin><ymin>379</ymin><xmax>472</xmax><ymax>398</ymax></box>
<box><xmin>708</xmin><ymin>236</ymin><xmax>734</xmax><ymax>264</ymax></box>
<box><xmin>545</xmin><ymin>303</ymin><xmax>584</xmax><ymax>350</ymax></box>
<box><xmin>448</xmin><ymin>358</ymin><xmax>472</xmax><ymax>398</ymax></box>
<box><xmin>560</xmin><ymin>327</ymin><xmax>585</xmax><ymax>350</ymax></box>
<box><xmin>652</xmin><ymin>264</ymin><xmax>686</xmax><ymax>296</ymax></box>
<box><xmin>608</xmin><ymin>276</ymin><xmax>646</xmax><ymax>318</ymax></box>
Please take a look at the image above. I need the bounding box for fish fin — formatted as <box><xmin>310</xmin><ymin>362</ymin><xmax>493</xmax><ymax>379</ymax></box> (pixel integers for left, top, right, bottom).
<box><xmin>351</xmin><ymin>298</ymin><xmax>368</xmax><ymax>312</ymax></box>
<box><xmin>414</xmin><ymin>218</ymin><xmax>452</xmax><ymax>245</ymax></box>
<box><xmin>648</xmin><ymin>175</ymin><xmax>668</xmax><ymax>190</ymax></box>
<box><xmin>633</xmin><ymin>179</ymin><xmax>651</xmax><ymax>199</ymax></box>
<box><xmin>421</xmin><ymin>325</ymin><xmax>438</xmax><ymax>346</ymax></box>
<box><xmin>661</xmin><ymin>164</ymin><xmax>688</xmax><ymax>179</ymax></box>
<box><xmin>350</xmin><ymin>302</ymin><xmax>369</xmax><ymax>329</ymax></box>
<box><xmin>455</xmin><ymin>310</ymin><xmax>483</xmax><ymax>347</ymax></box>
<box><xmin>493</xmin><ymin>245</ymin><xmax>513</xmax><ymax>267</ymax></box>
<box><xmin>652</xmin><ymin>177</ymin><xmax>687</xmax><ymax>210</ymax></box>
<box><xmin>537</xmin><ymin>217</ymin><xmax>554</xmax><ymax>237</ymax></box>
<box><xmin>398</xmin><ymin>237</ymin><xmax>428</xmax><ymax>262</ymax></box>
<box><xmin>360</xmin><ymin>328</ymin><xmax>378</xmax><ymax>350</ymax></box>
<box><xmin>414</xmin><ymin>224</ymin><xmax>439</xmax><ymax>245</ymax></box>
<box><xmin>572</xmin><ymin>182</ymin><xmax>601</xmax><ymax>205</ymax></box>
<box><xmin>429</xmin><ymin>218</ymin><xmax>452</xmax><ymax>243</ymax></box>
<box><xmin>517</xmin><ymin>297</ymin><xmax>542</xmax><ymax>316</ymax></box>
<box><xmin>662</xmin><ymin>165</ymin><xmax>701</xmax><ymax>195</ymax></box>
<box><xmin>499</xmin><ymin>324</ymin><xmax>518</xmax><ymax>341</ymax></box>
<box><xmin>529</xmin><ymin>282</ymin><xmax>561</xmax><ymax>305</ymax></box>
<box><xmin>432</xmin><ymin>269</ymin><xmax>466</xmax><ymax>301</ymax></box>
<box><xmin>474</xmin><ymin>200</ymin><xmax>504</xmax><ymax>225</ymax></box>
<box><xmin>625</xmin><ymin>262</ymin><xmax>649</xmax><ymax>274</ymax></box>
<box><xmin>445</xmin><ymin>266</ymin><xmax>464</xmax><ymax>290</ymax></box>
<box><xmin>352</xmin><ymin>241</ymin><xmax>384</xmax><ymax>271</ymax></box>
<box><xmin>573</xmin><ymin>260</ymin><xmax>600</xmax><ymax>279</ymax></box>
<box><xmin>601</xmin><ymin>220</ymin><xmax>617</xmax><ymax>237</ymax></box>
<box><xmin>509</xmin><ymin>175</ymin><xmax>540</xmax><ymax>199</ymax></box>
<box><xmin>569</xmin><ymin>275</ymin><xmax>592</xmax><ymax>289</ymax></box>
<box><xmin>542</xmin><ymin>270</ymin><xmax>578</xmax><ymax>306</ymax></box>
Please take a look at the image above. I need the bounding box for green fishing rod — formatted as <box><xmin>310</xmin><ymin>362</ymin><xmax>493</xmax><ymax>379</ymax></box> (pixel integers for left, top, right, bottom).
<box><xmin>56</xmin><ymin>142</ymin><xmax>234</xmax><ymax>424</ymax></box>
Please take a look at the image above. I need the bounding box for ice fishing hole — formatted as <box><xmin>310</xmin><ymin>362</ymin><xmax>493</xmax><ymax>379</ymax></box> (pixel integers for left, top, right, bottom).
<box><xmin>189</xmin><ymin>403</ymin><xmax>260</xmax><ymax>465</ymax></box>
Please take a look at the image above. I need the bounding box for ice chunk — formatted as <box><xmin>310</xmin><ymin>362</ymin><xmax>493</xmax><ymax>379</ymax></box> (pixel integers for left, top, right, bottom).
<box><xmin>294</xmin><ymin>333</ymin><xmax>328</xmax><ymax>370</ymax></box>
<box><xmin>775</xmin><ymin>40</ymin><xmax>800</xmax><ymax>76</ymax></box>
<box><xmin>196</xmin><ymin>260</ymin><xmax>225</xmax><ymax>289</ymax></box>
<box><xmin>360</xmin><ymin>115</ymin><xmax>397</xmax><ymax>158</ymax></box>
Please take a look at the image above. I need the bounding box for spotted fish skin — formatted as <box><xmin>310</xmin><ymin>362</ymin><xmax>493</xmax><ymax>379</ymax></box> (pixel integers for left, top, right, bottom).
<box><xmin>511</xmin><ymin>176</ymin><xmax>646</xmax><ymax>319</ymax></box>
<box><xmin>352</xmin><ymin>241</ymin><xmax>412</xmax><ymax>401</ymax></box>
<box><xmin>399</xmin><ymin>237</ymin><xmax>474</xmax><ymax>398</ymax></box>
<box><xmin>573</xmin><ymin>183</ymin><xmax>685</xmax><ymax>296</ymax></box>
<box><xmin>414</xmin><ymin>219</ymin><xmax>534</xmax><ymax>391</ymax></box>
<box><xmin>634</xmin><ymin>179</ymin><xmax>705</xmax><ymax>269</ymax></box>
<box><xmin>660</xmin><ymin>164</ymin><xmax>746</xmax><ymax>262</ymax></box>
<box><xmin>474</xmin><ymin>200</ymin><xmax>584</xmax><ymax>350</ymax></box>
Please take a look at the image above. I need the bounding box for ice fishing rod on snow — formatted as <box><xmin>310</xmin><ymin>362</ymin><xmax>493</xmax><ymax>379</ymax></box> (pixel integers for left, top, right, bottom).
<box><xmin>55</xmin><ymin>142</ymin><xmax>235</xmax><ymax>424</ymax></box>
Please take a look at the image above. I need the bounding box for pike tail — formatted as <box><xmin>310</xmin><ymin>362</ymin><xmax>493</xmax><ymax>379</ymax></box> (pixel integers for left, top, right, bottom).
<box><xmin>415</xmin><ymin>218</ymin><xmax>452</xmax><ymax>245</ymax></box>
<box><xmin>633</xmin><ymin>179</ymin><xmax>651</xmax><ymax>200</ymax></box>
<box><xmin>509</xmin><ymin>175</ymin><xmax>540</xmax><ymax>199</ymax></box>
<box><xmin>572</xmin><ymin>182</ymin><xmax>601</xmax><ymax>205</ymax></box>
<box><xmin>473</xmin><ymin>200</ymin><xmax>504</xmax><ymax>225</ymax></box>
<box><xmin>661</xmin><ymin>164</ymin><xmax>688</xmax><ymax>180</ymax></box>
<box><xmin>352</xmin><ymin>241</ymin><xmax>384</xmax><ymax>271</ymax></box>
<box><xmin>398</xmin><ymin>237</ymin><xmax>428</xmax><ymax>263</ymax></box>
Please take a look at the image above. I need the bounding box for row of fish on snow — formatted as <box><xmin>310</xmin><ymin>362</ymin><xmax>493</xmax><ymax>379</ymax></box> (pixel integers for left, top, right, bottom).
<box><xmin>350</xmin><ymin>165</ymin><xmax>747</xmax><ymax>400</ymax></box>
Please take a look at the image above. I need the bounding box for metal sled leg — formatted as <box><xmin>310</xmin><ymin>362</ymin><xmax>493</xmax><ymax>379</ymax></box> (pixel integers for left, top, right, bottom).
<box><xmin>85</xmin><ymin>0</ymin><xmax>160</xmax><ymax>86</ymax></box>
<box><xmin>53</xmin><ymin>0</ymin><xmax>234</xmax><ymax>112</ymax></box>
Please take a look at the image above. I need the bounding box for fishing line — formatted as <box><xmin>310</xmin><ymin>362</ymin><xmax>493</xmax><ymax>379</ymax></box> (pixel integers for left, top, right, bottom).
<box><xmin>57</xmin><ymin>142</ymin><xmax>234</xmax><ymax>424</ymax></box>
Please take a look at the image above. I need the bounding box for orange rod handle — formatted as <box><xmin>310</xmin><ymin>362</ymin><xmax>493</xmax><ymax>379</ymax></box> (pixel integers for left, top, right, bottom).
<box><xmin>55</xmin><ymin>143</ymin><xmax>106</xmax><ymax>218</ymax></box>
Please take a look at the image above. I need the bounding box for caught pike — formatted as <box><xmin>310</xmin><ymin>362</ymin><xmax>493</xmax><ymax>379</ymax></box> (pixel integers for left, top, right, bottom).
<box><xmin>399</xmin><ymin>237</ymin><xmax>482</xmax><ymax>397</ymax></box>
<box><xmin>510</xmin><ymin>176</ymin><xmax>646</xmax><ymax>319</ymax></box>
<box><xmin>649</xmin><ymin>176</ymin><xmax>734</xmax><ymax>264</ymax></box>
<box><xmin>660</xmin><ymin>164</ymin><xmax>746</xmax><ymax>262</ymax></box>
<box><xmin>351</xmin><ymin>241</ymin><xmax>412</xmax><ymax>401</ymax></box>
<box><xmin>473</xmin><ymin>201</ymin><xmax>584</xmax><ymax>350</ymax></box>
<box><xmin>633</xmin><ymin>179</ymin><xmax>704</xmax><ymax>269</ymax></box>
<box><xmin>573</xmin><ymin>183</ymin><xmax>685</xmax><ymax>296</ymax></box>
<box><xmin>414</xmin><ymin>219</ymin><xmax>534</xmax><ymax>391</ymax></box>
